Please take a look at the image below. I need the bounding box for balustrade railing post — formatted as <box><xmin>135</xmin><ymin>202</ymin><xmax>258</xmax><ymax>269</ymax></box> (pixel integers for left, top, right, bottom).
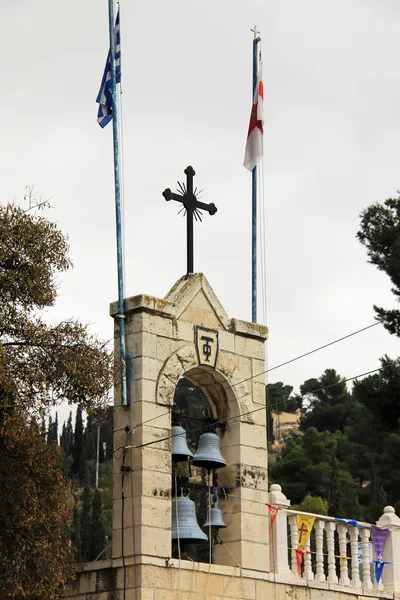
<box><xmin>314</xmin><ymin>520</ymin><xmax>326</xmax><ymax>582</ymax></box>
<box><xmin>349</xmin><ymin>525</ymin><xmax>361</xmax><ymax>587</ymax></box>
<box><xmin>376</xmin><ymin>506</ymin><xmax>400</xmax><ymax>592</ymax></box>
<box><xmin>337</xmin><ymin>523</ymin><xmax>350</xmax><ymax>585</ymax></box>
<box><xmin>289</xmin><ymin>514</ymin><xmax>299</xmax><ymax>577</ymax></box>
<box><xmin>326</xmin><ymin>521</ymin><xmax>338</xmax><ymax>584</ymax></box>
<box><xmin>268</xmin><ymin>484</ymin><xmax>292</xmax><ymax>578</ymax></box>
<box><xmin>303</xmin><ymin>537</ymin><xmax>314</xmax><ymax>580</ymax></box>
<box><xmin>360</xmin><ymin>527</ymin><xmax>372</xmax><ymax>590</ymax></box>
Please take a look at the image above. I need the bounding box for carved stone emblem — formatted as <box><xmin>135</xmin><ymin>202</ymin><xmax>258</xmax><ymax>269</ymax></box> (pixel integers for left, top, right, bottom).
<box><xmin>195</xmin><ymin>326</ymin><xmax>219</xmax><ymax>368</ymax></box>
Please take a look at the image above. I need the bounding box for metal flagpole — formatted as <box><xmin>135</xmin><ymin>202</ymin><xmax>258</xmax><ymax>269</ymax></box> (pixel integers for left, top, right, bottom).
<box><xmin>251</xmin><ymin>26</ymin><xmax>260</xmax><ymax>323</ymax></box>
<box><xmin>108</xmin><ymin>0</ymin><xmax>128</xmax><ymax>406</ymax></box>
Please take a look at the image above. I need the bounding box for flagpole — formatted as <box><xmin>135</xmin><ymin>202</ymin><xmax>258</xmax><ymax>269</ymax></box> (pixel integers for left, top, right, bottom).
<box><xmin>108</xmin><ymin>0</ymin><xmax>128</xmax><ymax>406</ymax></box>
<box><xmin>251</xmin><ymin>26</ymin><xmax>260</xmax><ymax>323</ymax></box>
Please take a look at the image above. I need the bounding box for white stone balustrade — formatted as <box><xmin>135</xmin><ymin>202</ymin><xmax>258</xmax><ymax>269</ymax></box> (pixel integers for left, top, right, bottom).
<box><xmin>268</xmin><ymin>484</ymin><xmax>400</xmax><ymax>594</ymax></box>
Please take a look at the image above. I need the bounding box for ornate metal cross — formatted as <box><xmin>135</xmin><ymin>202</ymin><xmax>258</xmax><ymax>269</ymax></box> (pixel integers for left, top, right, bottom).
<box><xmin>163</xmin><ymin>166</ymin><xmax>217</xmax><ymax>277</ymax></box>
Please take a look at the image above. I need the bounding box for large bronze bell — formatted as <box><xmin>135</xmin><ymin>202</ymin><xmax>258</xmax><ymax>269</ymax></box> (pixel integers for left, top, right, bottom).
<box><xmin>203</xmin><ymin>498</ymin><xmax>227</xmax><ymax>529</ymax></box>
<box><xmin>191</xmin><ymin>432</ymin><xmax>227</xmax><ymax>470</ymax></box>
<box><xmin>171</xmin><ymin>493</ymin><xmax>208</xmax><ymax>543</ymax></box>
<box><xmin>171</xmin><ymin>425</ymin><xmax>193</xmax><ymax>463</ymax></box>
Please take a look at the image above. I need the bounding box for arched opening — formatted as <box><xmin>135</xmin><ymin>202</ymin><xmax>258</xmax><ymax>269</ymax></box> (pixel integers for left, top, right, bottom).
<box><xmin>171</xmin><ymin>374</ymin><xmax>229</xmax><ymax>563</ymax></box>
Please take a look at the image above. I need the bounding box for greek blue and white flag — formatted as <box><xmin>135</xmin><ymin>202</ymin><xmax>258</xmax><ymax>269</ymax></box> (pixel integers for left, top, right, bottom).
<box><xmin>96</xmin><ymin>9</ymin><xmax>121</xmax><ymax>128</ymax></box>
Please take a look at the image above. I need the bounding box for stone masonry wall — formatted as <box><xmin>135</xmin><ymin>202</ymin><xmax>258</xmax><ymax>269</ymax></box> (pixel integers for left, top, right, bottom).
<box><xmin>67</xmin><ymin>560</ymin><xmax>396</xmax><ymax>600</ymax></box>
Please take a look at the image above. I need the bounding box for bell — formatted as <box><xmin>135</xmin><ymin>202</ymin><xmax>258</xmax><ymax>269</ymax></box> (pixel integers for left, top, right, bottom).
<box><xmin>172</xmin><ymin>425</ymin><xmax>193</xmax><ymax>463</ymax></box>
<box><xmin>203</xmin><ymin>498</ymin><xmax>227</xmax><ymax>529</ymax></box>
<box><xmin>191</xmin><ymin>432</ymin><xmax>227</xmax><ymax>470</ymax></box>
<box><xmin>172</xmin><ymin>493</ymin><xmax>208</xmax><ymax>543</ymax></box>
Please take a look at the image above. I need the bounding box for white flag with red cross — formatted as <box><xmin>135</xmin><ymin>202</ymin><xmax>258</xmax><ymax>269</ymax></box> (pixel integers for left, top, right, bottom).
<box><xmin>243</xmin><ymin>63</ymin><xmax>264</xmax><ymax>171</ymax></box>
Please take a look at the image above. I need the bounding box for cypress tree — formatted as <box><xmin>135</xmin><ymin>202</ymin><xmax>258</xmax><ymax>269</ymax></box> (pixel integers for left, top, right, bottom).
<box><xmin>46</xmin><ymin>415</ymin><xmax>53</xmax><ymax>445</ymax></box>
<box><xmin>80</xmin><ymin>485</ymin><xmax>92</xmax><ymax>562</ymax></box>
<box><xmin>85</xmin><ymin>413</ymin><xmax>96</xmax><ymax>461</ymax></box>
<box><xmin>71</xmin><ymin>499</ymin><xmax>81</xmax><ymax>561</ymax></box>
<box><xmin>90</xmin><ymin>488</ymin><xmax>106</xmax><ymax>560</ymax></box>
<box><xmin>54</xmin><ymin>412</ymin><xmax>59</xmax><ymax>444</ymax></box>
<box><xmin>66</xmin><ymin>411</ymin><xmax>74</xmax><ymax>457</ymax></box>
<box><xmin>40</xmin><ymin>415</ymin><xmax>46</xmax><ymax>443</ymax></box>
<box><xmin>73</xmin><ymin>407</ymin><xmax>84</xmax><ymax>474</ymax></box>
<box><xmin>60</xmin><ymin>422</ymin><xmax>67</xmax><ymax>454</ymax></box>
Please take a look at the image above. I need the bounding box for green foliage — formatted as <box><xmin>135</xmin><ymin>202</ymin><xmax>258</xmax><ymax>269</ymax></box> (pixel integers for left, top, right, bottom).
<box><xmin>0</xmin><ymin>412</ymin><xmax>74</xmax><ymax>599</ymax></box>
<box><xmin>272</xmin><ymin>360</ymin><xmax>400</xmax><ymax>522</ymax></box>
<box><xmin>0</xmin><ymin>200</ymin><xmax>114</xmax><ymax>596</ymax></box>
<box><xmin>79</xmin><ymin>485</ymin><xmax>92</xmax><ymax>563</ymax></box>
<box><xmin>90</xmin><ymin>489</ymin><xmax>106</xmax><ymax>561</ymax></box>
<box><xmin>299</xmin><ymin>369</ymin><xmax>359</xmax><ymax>434</ymax></box>
<box><xmin>294</xmin><ymin>494</ymin><xmax>329</xmax><ymax>516</ymax></box>
<box><xmin>357</xmin><ymin>194</ymin><xmax>400</xmax><ymax>336</ymax></box>
<box><xmin>267</xmin><ymin>381</ymin><xmax>299</xmax><ymax>414</ymax></box>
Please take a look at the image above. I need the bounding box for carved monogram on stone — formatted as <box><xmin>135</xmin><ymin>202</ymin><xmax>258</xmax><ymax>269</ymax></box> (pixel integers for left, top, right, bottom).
<box><xmin>195</xmin><ymin>326</ymin><xmax>219</xmax><ymax>368</ymax></box>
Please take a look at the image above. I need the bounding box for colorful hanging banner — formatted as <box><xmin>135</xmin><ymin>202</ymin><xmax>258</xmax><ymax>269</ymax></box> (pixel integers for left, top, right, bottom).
<box><xmin>266</xmin><ymin>503</ymin><xmax>281</xmax><ymax>531</ymax></box>
<box><xmin>335</xmin><ymin>517</ymin><xmax>360</xmax><ymax>531</ymax></box>
<box><xmin>295</xmin><ymin>515</ymin><xmax>315</xmax><ymax>575</ymax></box>
<box><xmin>372</xmin><ymin>525</ymin><xmax>390</xmax><ymax>582</ymax></box>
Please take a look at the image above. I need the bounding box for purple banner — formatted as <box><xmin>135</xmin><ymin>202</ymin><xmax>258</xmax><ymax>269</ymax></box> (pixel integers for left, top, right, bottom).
<box><xmin>372</xmin><ymin>525</ymin><xmax>389</xmax><ymax>562</ymax></box>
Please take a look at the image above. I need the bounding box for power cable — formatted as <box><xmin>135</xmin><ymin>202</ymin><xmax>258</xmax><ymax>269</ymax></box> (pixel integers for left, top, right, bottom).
<box><xmin>113</xmin><ymin>321</ymin><xmax>381</xmax><ymax>446</ymax></box>
<box><xmin>129</xmin><ymin>364</ymin><xmax>387</xmax><ymax>452</ymax></box>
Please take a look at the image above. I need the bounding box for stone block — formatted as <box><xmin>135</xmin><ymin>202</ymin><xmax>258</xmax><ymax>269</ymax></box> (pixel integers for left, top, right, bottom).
<box><xmin>218</xmin><ymin>330</ymin><xmax>235</xmax><ymax>353</ymax></box>
<box><xmin>286</xmin><ymin>585</ymin><xmax>311</xmax><ymax>600</ymax></box>
<box><xmin>223</xmin><ymin>511</ymin><xmax>269</xmax><ymax>545</ymax></box>
<box><xmin>156</xmin><ymin>337</ymin><xmax>173</xmax><ymax>361</ymax></box>
<box><xmin>78</xmin><ymin>571</ymin><xmax>97</xmax><ymax>594</ymax></box>
<box><xmin>112</xmin><ymin>526</ymin><xmax>135</xmax><ymax>558</ymax></box>
<box><xmin>309</xmin><ymin>590</ymin><xmax>338</xmax><ymax>600</ymax></box>
<box><xmin>217</xmin><ymin>576</ymin><xmax>253</xmax><ymax>599</ymax></box>
<box><xmin>95</xmin><ymin>569</ymin><xmax>113</xmax><ymax>592</ymax></box>
<box><xmin>114</xmin><ymin>564</ymin><xmax>136</xmax><ymax>589</ymax></box>
<box><xmin>253</xmin><ymin>381</ymin><xmax>266</xmax><ymax>406</ymax></box>
<box><xmin>239</xmin><ymin>446</ymin><xmax>268</xmax><ymax>474</ymax></box>
<box><xmin>132</xmin><ymin>357</ymin><xmax>163</xmax><ymax>382</ymax></box>
<box><xmin>230</xmin><ymin>318</ymin><xmax>268</xmax><ymax>340</ymax></box>
<box><xmin>252</xmin><ymin>358</ymin><xmax>266</xmax><ymax>384</ymax></box>
<box><xmin>133</xmin><ymin>495</ymin><xmax>171</xmax><ymax>529</ymax></box>
<box><xmin>140</xmin><ymin>425</ymin><xmax>170</xmax><ymax>451</ymax></box>
<box><xmin>134</xmin><ymin>524</ymin><xmax>170</xmax><ymax>558</ymax></box>
<box><xmin>234</xmin><ymin>335</ymin><xmax>265</xmax><ymax>360</ymax></box>
<box><xmin>129</xmin><ymin>331</ymin><xmax>158</xmax><ymax>359</ymax></box>
<box><xmin>140</xmin><ymin>564</ymin><xmax>173</xmax><ymax>589</ymax></box>
<box><xmin>180</xmin><ymin>305</ymin><xmax>222</xmax><ymax>329</ymax></box>
<box><xmin>139</xmin><ymin>447</ymin><xmax>171</xmax><ymax>473</ymax></box>
<box><xmin>213</xmin><ymin>540</ymin><xmax>241</xmax><ymax>567</ymax></box>
<box><xmin>113</xmin><ymin>496</ymin><xmax>134</xmax><ymax>529</ymax></box>
<box><xmin>131</xmin><ymin>468</ymin><xmax>172</xmax><ymax>499</ymax></box>
<box><xmin>256</xmin><ymin>579</ymin><xmax>287</xmax><ymax>600</ymax></box>
<box><xmin>154</xmin><ymin>590</ymin><xmax>179</xmax><ymax>600</ymax></box>
<box><xmin>172</xmin><ymin>319</ymin><xmax>194</xmax><ymax>342</ymax></box>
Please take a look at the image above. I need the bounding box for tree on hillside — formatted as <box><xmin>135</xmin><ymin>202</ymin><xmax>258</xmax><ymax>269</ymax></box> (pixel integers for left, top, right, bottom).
<box><xmin>267</xmin><ymin>381</ymin><xmax>300</xmax><ymax>414</ymax></box>
<box><xmin>0</xmin><ymin>410</ymin><xmax>73</xmax><ymax>598</ymax></box>
<box><xmin>299</xmin><ymin>369</ymin><xmax>359</xmax><ymax>433</ymax></box>
<box><xmin>357</xmin><ymin>194</ymin><xmax>400</xmax><ymax>335</ymax></box>
<box><xmin>0</xmin><ymin>201</ymin><xmax>113</xmax><ymax>598</ymax></box>
<box><xmin>90</xmin><ymin>488</ymin><xmax>106</xmax><ymax>560</ymax></box>
<box><xmin>0</xmin><ymin>202</ymin><xmax>113</xmax><ymax>413</ymax></box>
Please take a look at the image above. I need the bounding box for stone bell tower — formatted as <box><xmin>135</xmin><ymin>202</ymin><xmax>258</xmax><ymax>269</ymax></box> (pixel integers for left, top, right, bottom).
<box><xmin>110</xmin><ymin>272</ymin><xmax>269</xmax><ymax>586</ymax></box>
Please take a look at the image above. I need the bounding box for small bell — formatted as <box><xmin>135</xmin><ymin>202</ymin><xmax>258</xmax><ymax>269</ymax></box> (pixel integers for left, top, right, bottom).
<box><xmin>172</xmin><ymin>492</ymin><xmax>208</xmax><ymax>543</ymax></box>
<box><xmin>203</xmin><ymin>497</ymin><xmax>227</xmax><ymax>529</ymax></box>
<box><xmin>191</xmin><ymin>432</ymin><xmax>227</xmax><ymax>470</ymax></box>
<box><xmin>171</xmin><ymin>425</ymin><xmax>193</xmax><ymax>463</ymax></box>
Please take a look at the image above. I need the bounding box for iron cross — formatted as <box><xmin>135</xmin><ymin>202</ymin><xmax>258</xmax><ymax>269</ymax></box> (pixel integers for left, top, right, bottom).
<box><xmin>163</xmin><ymin>166</ymin><xmax>217</xmax><ymax>277</ymax></box>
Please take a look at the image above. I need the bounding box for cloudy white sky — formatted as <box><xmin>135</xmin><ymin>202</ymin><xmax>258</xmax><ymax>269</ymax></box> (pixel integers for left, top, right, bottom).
<box><xmin>2</xmin><ymin>0</ymin><xmax>400</xmax><ymax>403</ymax></box>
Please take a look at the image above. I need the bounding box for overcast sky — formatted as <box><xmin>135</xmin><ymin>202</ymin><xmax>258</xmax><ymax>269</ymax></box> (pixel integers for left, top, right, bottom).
<box><xmin>2</xmin><ymin>0</ymin><xmax>400</xmax><ymax>406</ymax></box>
